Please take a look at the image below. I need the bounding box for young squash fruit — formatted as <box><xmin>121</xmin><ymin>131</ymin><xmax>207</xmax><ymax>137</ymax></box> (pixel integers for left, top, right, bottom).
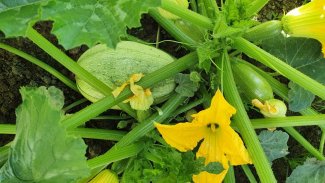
<box><xmin>76</xmin><ymin>41</ymin><xmax>176</xmax><ymax>107</ymax></box>
<box><xmin>231</xmin><ymin>60</ymin><xmax>274</xmax><ymax>102</ymax></box>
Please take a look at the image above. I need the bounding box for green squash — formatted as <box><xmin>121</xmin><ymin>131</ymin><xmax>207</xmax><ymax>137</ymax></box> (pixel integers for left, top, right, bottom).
<box><xmin>76</xmin><ymin>41</ymin><xmax>176</xmax><ymax>104</ymax></box>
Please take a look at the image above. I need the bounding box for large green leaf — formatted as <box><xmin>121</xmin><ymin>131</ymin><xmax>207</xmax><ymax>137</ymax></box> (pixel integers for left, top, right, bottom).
<box><xmin>286</xmin><ymin>158</ymin><xmax>325</xmax><ymax>183</ymax></box>
<box><xmin>41</xmin><ymin>0</ymin><xmax>160</xmax><ymax>49</ymax></box>
<box><xmin>0</xmin><ymin>0</ymin><xmax>160</xmax><ymax>49</ymax></box>
<box><xmin>258</xmin><ymin>130</ymin><xmax>289</xmax><ymax>163</ymax></box>
<box><xmin>0</xmin><ymin>86</ymin><xmax>90</xmax><ymax>182</ymax></box>
<box><xmin>262</xmin><ymin>35</ymin><xmax>325</xmax><ymax>112</ymax></box>
<box><xmin>0</xmin><ymin>0</ymin><xmax>46</xmax><ymax>12</ymax></box>
<box><xmin>0</xmin><ymin>0</ymin><xmax>47</xmax><ymax>37</ymax></box>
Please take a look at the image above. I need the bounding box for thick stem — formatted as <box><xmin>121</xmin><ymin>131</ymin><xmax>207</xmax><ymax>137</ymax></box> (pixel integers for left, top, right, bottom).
<box><xmin>161</xmin><ymin>0</ymin><xmax>214</xmax><ymax>30</ymax></box>
<box><xmin>283</xmin><ymin>127</ymin><xmax>325</xmax><ymax>160</ymax></box>
<box><xmin>245</xmin><ymin>0</ymin><xmax>270</xmax><ymax>17</ymax></box>
<box><xmin>249</xmin><ymin>115</ymin><xmax>325</xmax><ymax>129</ymax></box>
<box><xmin>149</xmin><ymin>9</ymin><xmax>198</xmax><ymax>49</ymax></box>
<box><xmin>223</xmin><ymin>51</ymin><xmax>276</xmax><ymax>182</ymax></box>
<box><xmin>224</xmin><ymin>166</ymin><xmax>236</xmax><ymax>183</ymax></box>
<box><xmin>241</xmin><ymin>165</ymin><xmax>258</xmax><ymax>183</ymax></box>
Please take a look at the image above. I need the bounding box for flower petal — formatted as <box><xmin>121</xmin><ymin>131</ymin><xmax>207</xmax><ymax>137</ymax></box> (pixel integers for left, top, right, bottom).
<box><xmin>154</xmin><ymin>122</ymin><xmax>206</xmax><ymax>152</ymax></box>
<box><xmin>220</xmin><ymin>126</ymin><xmax>252</xmax><ymax>165</ymax></box>
<box><xmin>193</xmin><ymin>90</ymin><xmax>236</xmax><ymax>126</ymax></box>
<box><xmin>195</xmin><ymin>129</ymin><xmax>230</xmax><ymax>183</ymax></box>
<box><xmin>192</xmin><ymin>170</ymin><xmax>228</xmax><ymax>183</ymax></box>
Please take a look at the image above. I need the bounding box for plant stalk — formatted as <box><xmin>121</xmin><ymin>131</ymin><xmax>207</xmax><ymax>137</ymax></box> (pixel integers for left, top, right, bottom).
<box><xmin>245</xmin><ymin>0</ymin><xmax>270</xmax><ymax>17</ymax></box>
<box><xmin>223</xmin><ymin>51</ymin><xmax>276</xmax><ymax>182</ymax></box>
<box><xmin>161</xmin><ymin>0</ymin><xmax>214</xmax><ymax>30</ymax></box>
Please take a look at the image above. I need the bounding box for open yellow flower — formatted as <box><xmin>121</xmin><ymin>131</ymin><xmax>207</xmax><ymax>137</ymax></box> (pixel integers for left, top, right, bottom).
<box><xmin>155</xmin><ymin>90</ymin><xmax>252</xmax><ymax>183</ymax></box>
<box><xmin>112</xmin><ymin>73</ymin><xmax>153</xmax><ymax>110</ymax></box>
<box><xmin>282</xmin><ymin>0</ymin><xmax>325</xmax><ymax>55</ymax></box>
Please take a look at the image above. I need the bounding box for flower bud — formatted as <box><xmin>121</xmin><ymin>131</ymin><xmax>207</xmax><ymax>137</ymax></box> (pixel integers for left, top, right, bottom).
<box><xmin>88</xmin><ymin>169</ymin><xmax>119</xmax><ymax>183</ymax></box>
<box><xmin>282</xmin><ymin>0</ymin><xmax>325</xmax><ymax>56</ymax></box>
<box><xmin>252</xmin><ymin>99</ymin><xmax>287</xmax><ymax>118</ymax></box>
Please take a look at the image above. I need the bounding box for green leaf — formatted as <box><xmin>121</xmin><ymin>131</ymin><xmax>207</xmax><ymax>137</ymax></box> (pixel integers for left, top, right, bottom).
<box><xmin>196</xmin><ymin>40</ymin><xmax>220</xmax><ymax>72</ymax></box>
<box><xmin>0</xmin><ymin>86</ymin><xmax>90</xmax><ymax>182</ymax></box>
<box><xmin>0</xmin><ymin>0</ymin><xmax>46</xmax><ymax>37</ymax></box>
<box><xmin>0</xmin><ymin>0</ymin><xmax>45</xmax><ymax>12</ymax></box>
<box><xmin>286</xmin><ymin>158</ymin><xmax>325</xmax><ymax>183</ymax></box>
<box><xmin>288</xmin><ymin>82</ymin><xmax>315</xmax><ymax>112</ymax></box>
<box><xmin>174</xmin><ymin>73</ymin><xmax>199</xmax><ymax>97</ymax></box>
<box><xmin>258</xmin><ymin>130</ymin><xmax>289</xmax><ymax>163</ymax></box>
<box><xmin>122</xmin><ymin>141</ymin><xmax>205</xmax><ymax>183</ymax></box>
<box><xmin>201</xmin><ymin>161</ymin><xmax>224</xmax><ymax>174</ymax></box>
<box><xmin>42</xmin><ymin>0</ymin><xmax>160</xmax><ymax>49</ymax></box>
<box><xmin>262</xmin><ymin>35</ymin><xmax>325</xmax><ymax>112</ymax></box>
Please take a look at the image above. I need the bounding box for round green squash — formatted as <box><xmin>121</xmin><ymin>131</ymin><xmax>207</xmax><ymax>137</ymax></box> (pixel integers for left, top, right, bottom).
<box><xmin>76</xmin><ymin>41</ymin><xmax>176</xmax><ymax>104</ymax></box>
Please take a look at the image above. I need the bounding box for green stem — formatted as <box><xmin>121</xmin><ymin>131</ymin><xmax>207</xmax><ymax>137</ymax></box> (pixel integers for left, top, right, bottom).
<box><xmin>245</xmin><ymin>0</ymin><xmax>270</xmax><ymax>17</ymax></box>
<box><xmin>283</xmin><ymin>127</ymin><xmax>325</xmax><ymax>160</ymax></box>
<box><xmin>0</xmin><ymin>42</ymin><xmax>77</xmax><ymax>92</ymax></box>
<box><xmin>92</xmin><ymin>115</ymin><xmax>131</xmax><ymax>120</ymax></box>
<box><xmin>88</xmin><ymin>93</ymin><xmax>185</xmax><ymax>170</ymax></box>
<box><xmin>61</xmin><ymin>52</ymin><xmax>198</xmax><ymax>129</ymax></box>
<box><xmin>170</xmin><ymin>97</ymin><xmax>205</xmax><ymax>117</ymax></box>
<box><xmin>0</xmin><ymin>124</ymin><xmax>126</xmax><ymax>141</ymax></box>
<box><xmin>63</xmin><ymin>98</ymin><xmax>88</xmax><ymax>112</ymax></box>
<box><xmin>202</xmin><ymin>0</ymin><xmax>219</xmax><ymax>18</ymax></box>
<box><xmin>4</xmin><ymin>113</ymin><xmax>325</xmax><ymax>136</ymax></box>
<box><xmin>115</xmin><ymin>94</ymin><xmax>185</xmax><ymax>148</ymax></box>
<box><xmin>249</xmin><ymin>115</ymin><xmax>325</xmax><ymax>129</ymax></box>
<box><xmin>87</xmin><ymin>142</ymin><xmax>144</xmax><ymax>170</ymax></box>
<box><xmin>319</xmin><ymin>131</ymin><xmax>325</xmax><ymax>154</ymax></box>
<box><xmin>68</xmin><ymin>128</ymin><xmax>126</xmax><ymax>141</ymax></box>
<box><xmin>161</xmin><ymin>0</ymin><xmax>214</xmax><ymax>30</ymax></box>
<box><xmin>25</xmin><ymin>27</ymin><xmax>137</xmax><ymax>119</ymax></box>
<box><xmin>224</xmin><ymin>166</ymin><xmax>236</xmax><ymax>183</ymax></box>
<box><xmin>149</xmin><ymin>9</ymin><xmax>198</xmax><ymax>49</ymax></box>
<box><xmin>223</xmin><ymin>51</ymin><xmax>276</xmax><ymax>182</ymax></box>
<box><xmin>241</xmin><ymin>165</ymin><xmax>258</xmax><ymax>183</ymax></box>
<box><xmin>233</xmin><ymin>37</ymin><xmax>325</xmax><ymax>100</ymax></box>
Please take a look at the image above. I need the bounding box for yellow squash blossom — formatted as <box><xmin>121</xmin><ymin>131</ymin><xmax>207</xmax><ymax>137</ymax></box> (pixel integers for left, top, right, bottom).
<box><xmin>155</xmin><ymin>90</ymin><xmax>252</xmax><ymax>183</ymax></box>
<box><xmin>282</xmin><ymin>0</ymin><xmax>325</xmax><ymax>55</ymax></box>
<box><xmin>112</xmin><ymin>73</ymin><xmax>153</xmax><ymax>110</ymax></box>
<box><xmin>88</xmin><ymin>169</ymin><xmax>119</xmax><ymax>183</ymax></box>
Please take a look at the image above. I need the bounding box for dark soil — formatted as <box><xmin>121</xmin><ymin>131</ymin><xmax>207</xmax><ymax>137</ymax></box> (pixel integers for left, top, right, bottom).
<box><xmin>0</xmin><ymin>0</ymin><xmax>321</xmax><ymax>182</ymax></box>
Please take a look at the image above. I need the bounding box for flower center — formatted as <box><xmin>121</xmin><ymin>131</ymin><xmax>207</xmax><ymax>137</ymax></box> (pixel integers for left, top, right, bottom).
<box><xmin>207</xmin><ymin>123</ymin><xmax>219</xmax><ymax>132</ymax></box>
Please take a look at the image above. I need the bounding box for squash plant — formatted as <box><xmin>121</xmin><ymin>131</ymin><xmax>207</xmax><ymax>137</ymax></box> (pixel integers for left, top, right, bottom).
<box><xmin>0</xmin><ymin>0</ymin><xmax>325</xmax><ymax>182</ymax></box>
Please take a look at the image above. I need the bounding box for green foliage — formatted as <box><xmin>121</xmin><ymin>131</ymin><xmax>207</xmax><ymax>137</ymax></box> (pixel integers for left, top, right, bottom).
<box><xmin>0</xmin><ymin>87</ymin><xmax>90</xmax><ymax>182</ymax></box>
<box><xmin>288</xmin><ymin>82</ymin><xmax>315</xmax><ymax>112</ymax></box>
<box><xmin>286</xmin><ymin>158</ymin><xmax>325</xmax><ymax>183</ymax></box>
<box><xmin>262</xmin><ymin>35</ymin><xmax>325</xmax><ymax>112</ymax></box>
<box><xmin>196</xmin><ymin>40</ymin><xmax>219</xmax><ymax>72</ymax></box>
<box><xmin>121</xmin><ymin>134</ymin><xmax>224</xmax><ymax>183</ymax></box>
<box><xmin>122</xmin><ymin>145</ymin><xmax>202</xmax><ymax>183</ymax></box>
<box><xmin>258</xmin><ymin>130</ymin><xmax>289</xmax><ymax>163</ymax></box>
<box><xmin>174</xmin><ymin>73</ymin><xmax>199</xmax><ymax>97</ymax></box>
<box><xmin>0</xmin><ymin>0</ymin><xmax>160</xmax><ymax>49</ymax></box>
